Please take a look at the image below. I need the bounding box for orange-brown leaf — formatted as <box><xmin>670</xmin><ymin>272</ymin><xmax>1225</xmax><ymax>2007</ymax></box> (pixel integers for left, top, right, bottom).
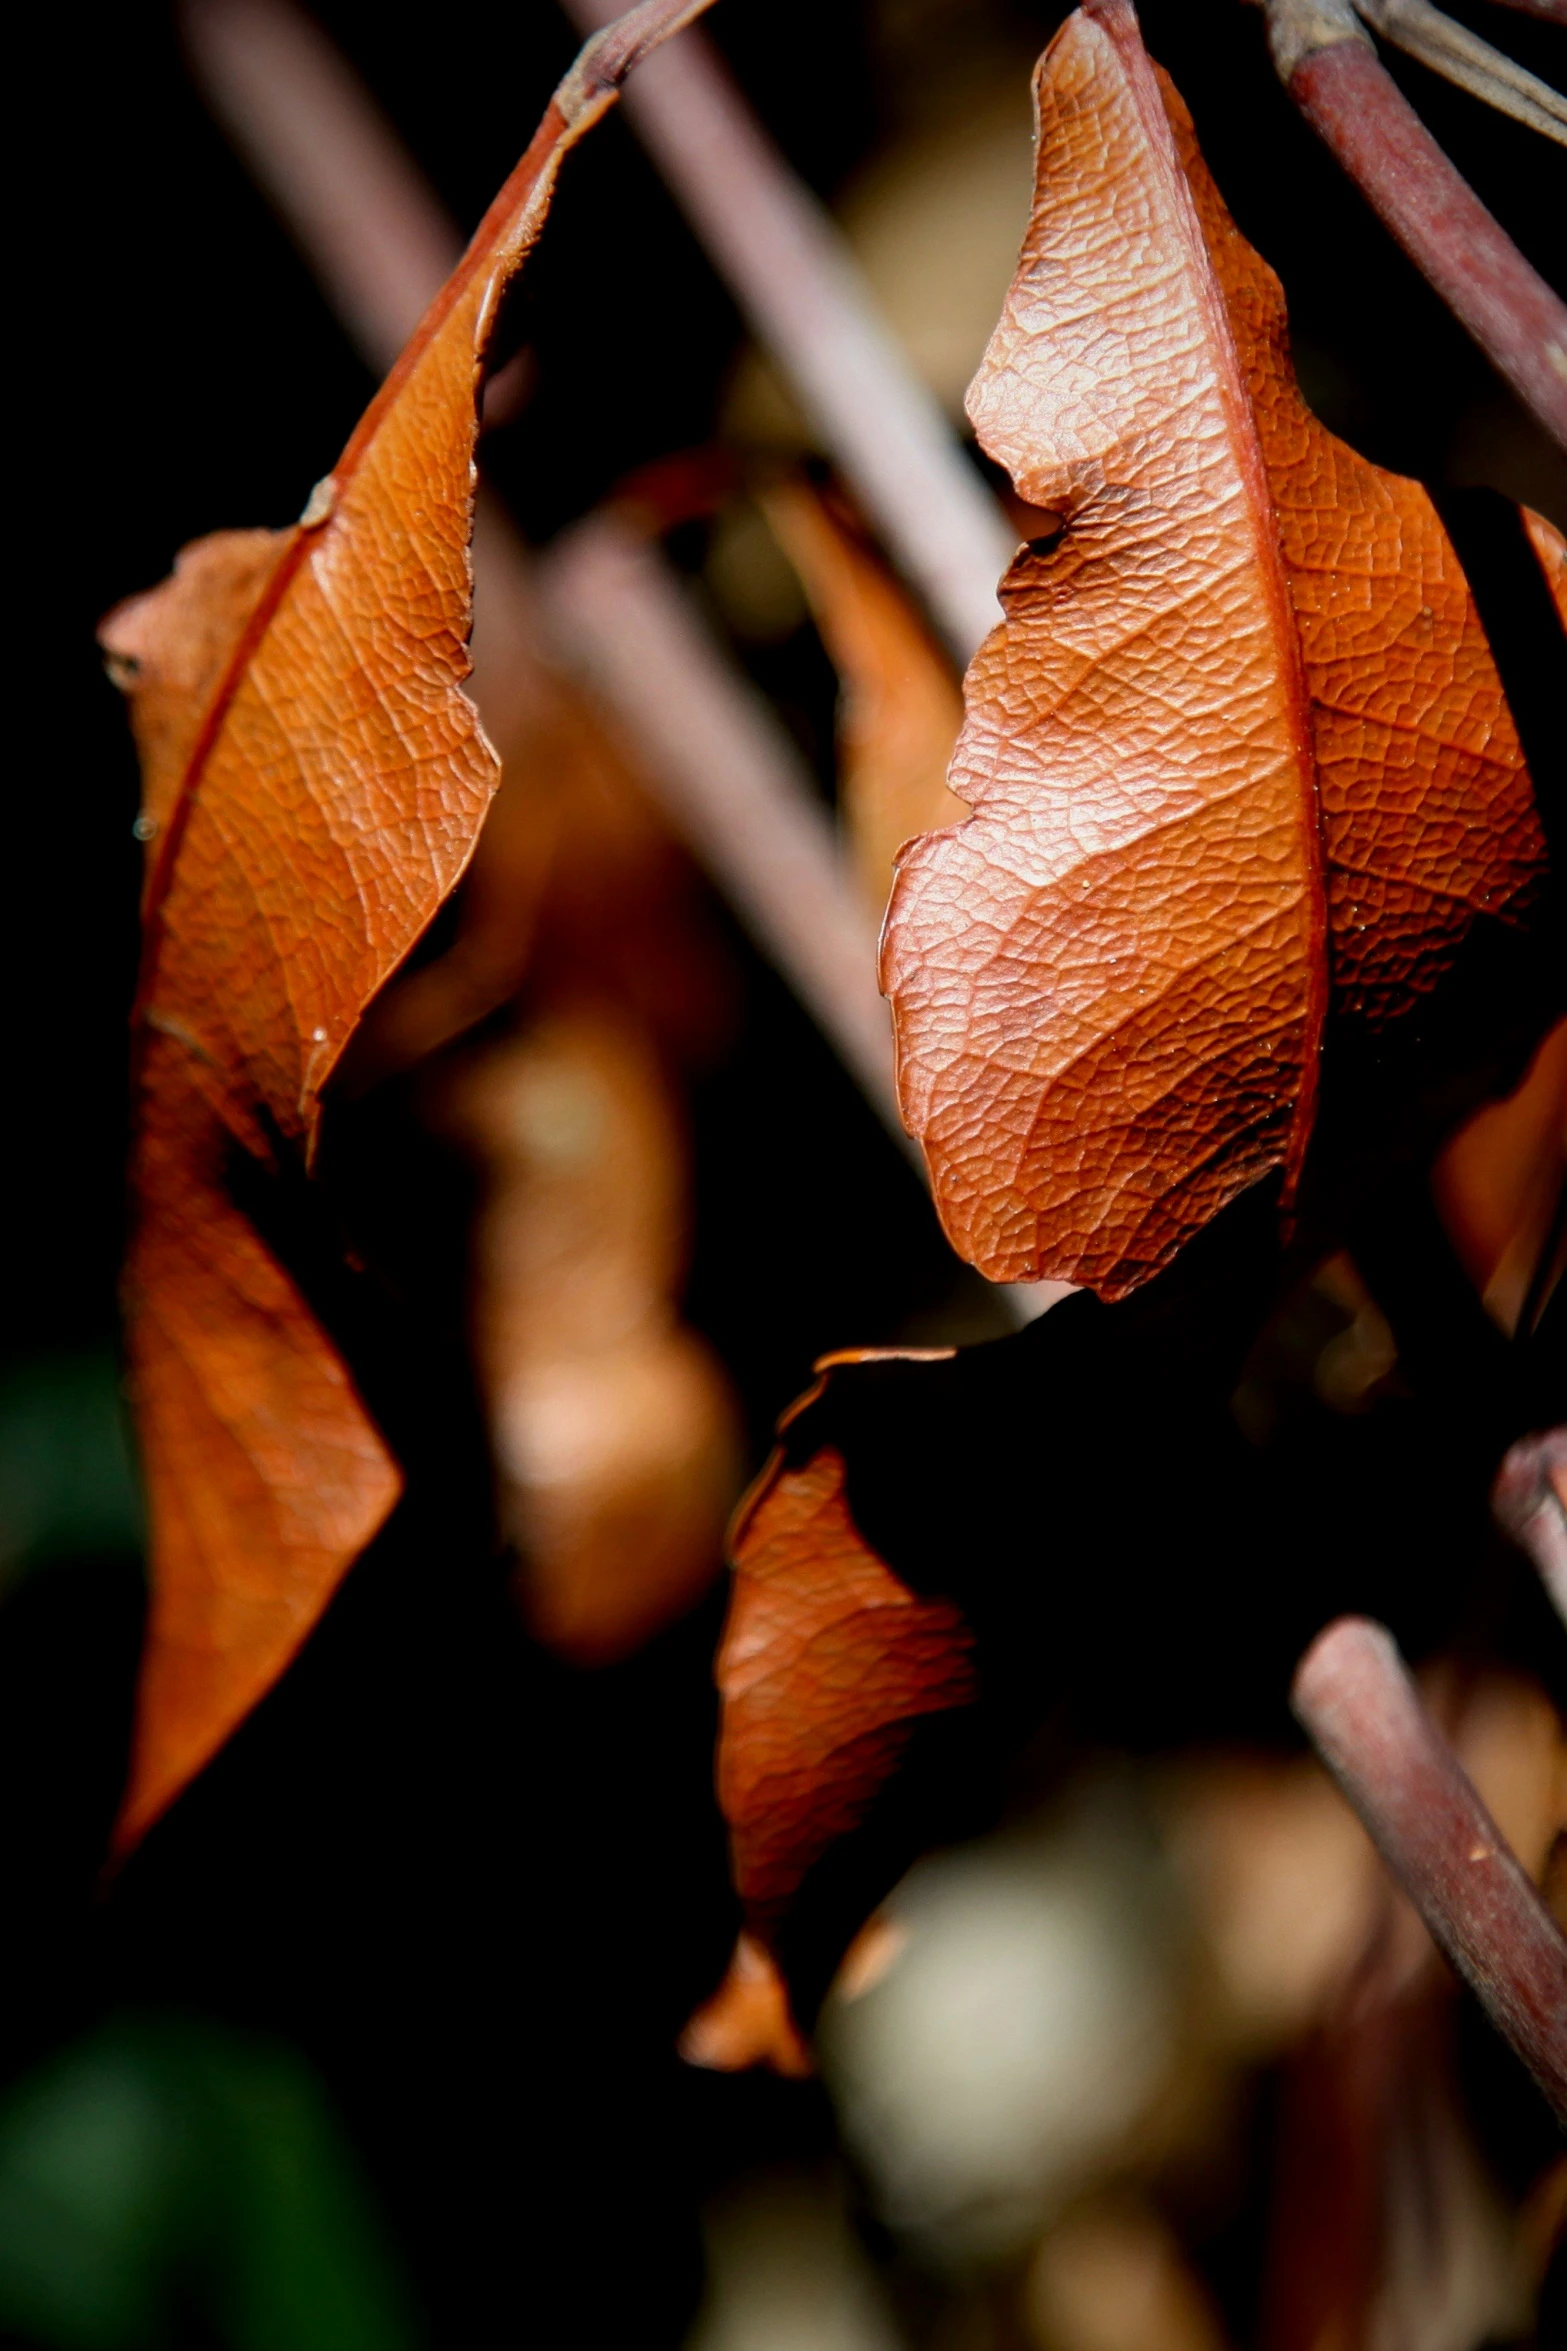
<box><xmin>443</xmin><ymin>1006</ymin><xmax>740</xmax><ymax>1662</ymax></box>
<box><xmin>678</xmin><ymin>1932</ymin><xmax>814</xmax><ymax>2077</ymax></box>
<box><xmin>1431</xmin><ymin>1016</ymin><xmax>1567</xmax><ymax>1336</ymax></box>
<box><xmin>719</xmin><ymin>1396</ymin><xmax>976</xmax><ymax>1937</ymax></box>
<box><xmin>1165</xmin><ymin>77</ymin><xmax>1552</xmax><ymax>1043</ymax></box>
<box><xmin>116</xmin><ymin>1038</ymin><xmax>399</xmax><ymax>1852</ymax></box>
<box><xmin>101</xmin><ymin>0</ymin><xmax>715</xmax><ymax>1848</ymax></box>
<box><xmin>882</xmin><ymin>0</ymin><xmax>1553</xmax><ymax>1300</ymax></box>
<box><xmin>761</xmin><ymin>480</ymin><xmax>967</xmax><ymax>919</ymax></box>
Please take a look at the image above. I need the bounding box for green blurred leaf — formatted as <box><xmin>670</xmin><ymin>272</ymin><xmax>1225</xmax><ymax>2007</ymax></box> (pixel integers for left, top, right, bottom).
<box><xmin>0</xmin><ymin>1352</ymin><xmax>143</xmax><ymax>1586</ymax></box>
<box><xmin>0</xmin><ymin>2015</ymin><xmax>418</xmax><ymax>2350</ymax></box>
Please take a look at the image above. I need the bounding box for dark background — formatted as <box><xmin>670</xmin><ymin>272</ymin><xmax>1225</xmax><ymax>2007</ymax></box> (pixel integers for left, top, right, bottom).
<box><xmin>4</xmin><ymin>1</ymin><xmax>1565</xmax><ymax>2342</ymax></box>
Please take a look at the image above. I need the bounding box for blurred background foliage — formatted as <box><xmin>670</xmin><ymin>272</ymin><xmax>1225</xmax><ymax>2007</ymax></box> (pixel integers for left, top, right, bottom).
<box><xmin>0</xmin><ymin>2015</ymin><xmax>414</xmax><ymax>2351</ymax></box>
<box><xmin>4</xmin><ymin>0</ymin><xmax>1564</xmax><ymax>2344</ymax></box>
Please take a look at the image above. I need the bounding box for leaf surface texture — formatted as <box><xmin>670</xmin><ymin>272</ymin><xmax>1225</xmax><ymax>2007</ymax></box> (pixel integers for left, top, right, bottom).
<box><xmin>883</xmin><ymin>0</ymin><xmax>1554</xmax><ymax>1299</ymax></box>
<box><xmin>103</xmin><ymin>0</ymin><xmax>714</xmax><ymax>1848</ymax></box>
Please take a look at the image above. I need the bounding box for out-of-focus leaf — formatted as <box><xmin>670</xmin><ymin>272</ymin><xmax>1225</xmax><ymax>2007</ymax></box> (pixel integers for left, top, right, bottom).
<box><xmin>442</xmin><ymin>1006</ymin><xmax>739</xmax><ymax>1662</ymax></box>
<box><xmin>1431</xmin><ymin>1016</ymin><xmax>1567</xmax><ymax>1335</ymax></box>
<box><xmin>379</xmin><ymin>521</ymin><xmax>741</xmax><ymax>1665</ymax></box>
<box><xmin>99</xmin><ymin>0</ymin><xmax>716</xmax><ymax>1850</ymax></box>
<box><xmin>883</xmin><ymin>0</ymin><xmax>1558</xmax><ymax>1300</ymax></box>
<box><xmin>0</xmin><ymin>1354</ymin><xmax>142</xmax><ymax>1587</ymax></box>
<box><xmin>761</xmin><ymin>480</ymin><xmax>966</xmax><ymax>919</ymax></box>
<box><xmin>0</xmin><ymin>2014</ymin><xmax>414</xmax><ymax>2351</ymax></box>
<box><xmin>347</xmin><ymin>540</ymin><xmax>733</xmax><ymax>1091</ymax></box>
<box><xmin>678</xmin><ymin>1932</ymin><xmax>814</xmax><ymax>2077</ymax></box>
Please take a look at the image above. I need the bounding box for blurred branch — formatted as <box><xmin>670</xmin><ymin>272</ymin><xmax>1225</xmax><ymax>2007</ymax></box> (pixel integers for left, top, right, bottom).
<box><xmin>184</xmin><ymin>0</ymin><xmax>460</xmax><ymax>368</ymax></box>
<box><xmin>1292</xmin><ymin>1616</ymin><xmax>1567</xmax><ymax>2122</ymax></box>
<box><xmin>543</xmin><ymin>512</ymin><xmax>903</xmax><ymax>1138</ymax></box>
<box><xmin>1354</xmin><ymin>0</ymin><xmax>1567</xmax><ymax>144</ymax></box>
<box><xmin>558</xmin><ymin>0</ymin><xmax>1015</xmax><ymax>667</ymax></box>
<box><xmin>194</xmin><ymin>0</ymin><xmax>1017</xmax><ymax>664</ymax></box>
<box><xmin>1477</xmin><ymin>0</ymin><xmax>1567</xmax><ymax>24</ymax></box>
<box><xmin>1493</xmin><ymin>1429</ymin><xmax>1567</xmax><ymax>1626</ymax></box>
<box><xmin>1264</xmin><ymin>0</ymin><xmax>1567</xmax><ymax>448</ymax></box>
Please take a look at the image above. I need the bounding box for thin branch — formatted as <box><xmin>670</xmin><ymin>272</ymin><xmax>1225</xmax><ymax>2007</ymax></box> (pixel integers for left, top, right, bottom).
<box><xmin>196</xmin><ymin>0</ymin><xmax>1016</xmax><ymax>666</ymax></box>
<box><xmin>1484</xmin><ymin>0</ymin><xmax>1567</xmax><ymax>25</ymax></box>
<box><xmin>1292</xmin><ymin>1616</ymin><xmax>1567</xmax><ymax>2124</ymax></box>
<box><xmin>1354</xmin><ymin>0</ymin><xmax>1567</xmax><ymax>145</ymax></box>
<box><xmin>542</xmin><ymin>514</ymin><xmax>901</xmax><ymax>1130</ymax></box>
<box><xmin>557</xmin><ymin>0</ymin><xmax>1015</xmax><ymax>668</ymax></box>
<box><xmin>1493</xmin><ymin>1428</ymin><xmax>1567</xmax><ymax>1627</ymax></box>
<box><xmin>181</xmin><ymin>3</ymin><xmax>572</xmax><ymax>775</ymax></box>
<box><xmin>184</xmin><ymin>0</ymin><xmax>461</xmax><ymax>368</ymax></box>
<box><xmin>1265</xmin><ymin>0</ymin><xmax>1567</xmax><ymax>449</ymax></box>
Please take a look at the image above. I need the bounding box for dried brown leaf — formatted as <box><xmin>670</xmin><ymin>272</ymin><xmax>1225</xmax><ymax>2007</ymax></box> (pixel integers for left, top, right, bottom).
<box><xmin>101</xmin><ymin>0</ymin><xmax>716</xmax><ymax>1848</ymax></box>
<box><xmin>882</xmin><ymin>0</ymin><xmax>1555</xmax><ymax>1299</ymax></box>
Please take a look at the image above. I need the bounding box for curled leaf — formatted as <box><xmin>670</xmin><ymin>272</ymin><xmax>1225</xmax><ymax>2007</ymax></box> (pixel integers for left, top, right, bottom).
<box><xmin>102</xmin><ymin>0</ymin><xmax>717</xmax><ymax>1850</ymax></box>
<box><xmin>883</xmin><ymin>0</ymin><xmax>1555</xmax><ymax>1300</ymax></box>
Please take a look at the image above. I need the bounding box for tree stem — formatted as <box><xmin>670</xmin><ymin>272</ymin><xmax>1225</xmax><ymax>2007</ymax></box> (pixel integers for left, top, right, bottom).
<box><xmin>1293</xmin><ymin>1616</ymin><xmax>1567</xmax><ymax>2123</ymax></box>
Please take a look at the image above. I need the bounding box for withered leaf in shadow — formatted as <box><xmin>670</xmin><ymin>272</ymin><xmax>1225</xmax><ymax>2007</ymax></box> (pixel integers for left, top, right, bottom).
<box><xmin>717</xmin><ymin>1205</ymin><xmax>1285</xmax><ymax>2017</ymax></box>
<box><xmin>715</xmin><ymin>1183</ymin><xmax>1561</xmax><ymax>2020</ymax></box>
<box><xmin>720</xmin><ymin>1361</ymin><xmax>975</xmax><ymax>1944</ymax></box>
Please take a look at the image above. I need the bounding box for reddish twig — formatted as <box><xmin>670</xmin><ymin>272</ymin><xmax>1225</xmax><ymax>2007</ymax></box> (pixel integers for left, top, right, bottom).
<box><xmin>1493</xmin><ymin>1429</ymin><xmax>1567</xmax><ymax>1627</ymax></box>
<box><xmin>1292</xmin><ymin>1617</ymin><xmax>1567</xmax><ymax>2123</ymax></box>
<box><xmin>1264</xmin><ymin>0</ymin><xmax>1567</xmax><ymax>448</ymax></box>
<box><xmin>558</xmin><ymin>0</ymin><xmax>1014</xmax><ymax>667</ymax></box>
